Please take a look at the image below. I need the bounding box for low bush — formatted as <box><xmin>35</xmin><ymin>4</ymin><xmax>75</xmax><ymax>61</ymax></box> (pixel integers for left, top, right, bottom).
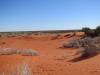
<box><xmin>62</xmin><ymin>40</ymin><xmax>80</xmax><ymax>48</ymax></box>
<box><xmin>62</xmin><ymin>37</ymin><xmax>94</xmax><ymax>48</ymax></box>
<box><xmin>0</xmin><ymin>48</ymin><xmax>38</xmax><ymax>56</ymax></box>
<box><xmin>17</xmin><ymin>49</ymin><xmax>38</xmax><ymax>56</ymax></box>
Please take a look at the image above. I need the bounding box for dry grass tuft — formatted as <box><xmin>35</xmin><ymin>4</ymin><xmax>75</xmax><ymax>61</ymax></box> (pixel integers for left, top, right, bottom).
<box><xmin>16</xmin><ymin>63</ymin><xmax>32</xmax><ymax>75</ymax></box>
<box><xmin>0</xmin><ymin>63</ymin><xmax>32</xmax><ymax>75</ymax></box>
<box><xmin>0</xmin><ymin>48</ymin><xmax>38</xmax><ymax>56</ymax></box>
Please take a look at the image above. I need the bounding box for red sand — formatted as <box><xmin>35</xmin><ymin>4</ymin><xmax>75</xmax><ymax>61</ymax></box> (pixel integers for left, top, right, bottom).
<box><xmin>0</xmin><ymin>34</ymin><xmax>100</xmax><ymax>75</ymax></box>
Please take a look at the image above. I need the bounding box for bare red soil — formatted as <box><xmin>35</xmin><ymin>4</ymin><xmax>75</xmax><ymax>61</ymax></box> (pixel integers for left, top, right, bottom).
<box><xmin>0</xmin><ymin>33</ymin><xmax>100</xmax><ymax>75</ymax></box>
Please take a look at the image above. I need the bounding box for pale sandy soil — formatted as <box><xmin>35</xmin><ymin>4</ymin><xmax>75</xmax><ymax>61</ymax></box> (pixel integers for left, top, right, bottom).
<box><xmin>0</xmin><ymin>33</ymin><xmax>100</xmax><ymax>75</ymax></box>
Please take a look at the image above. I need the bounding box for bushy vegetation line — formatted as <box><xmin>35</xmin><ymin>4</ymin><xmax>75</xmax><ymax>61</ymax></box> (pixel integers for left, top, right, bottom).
<box><xmin>82</xmin><ymin>25</ymin><xmax>100</xmax><ymax>37</ymax></box>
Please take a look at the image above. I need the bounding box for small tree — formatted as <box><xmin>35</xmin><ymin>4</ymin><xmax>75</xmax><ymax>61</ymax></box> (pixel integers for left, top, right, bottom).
<box><xmin>95</xmin><ymin>26</ymin><xmax>100</xmax><ymax>36</ymax></box>
<box><xmin>82</xmin><ymin>27</ymin><xmax>95</xmax><ymax>37</ymax></box>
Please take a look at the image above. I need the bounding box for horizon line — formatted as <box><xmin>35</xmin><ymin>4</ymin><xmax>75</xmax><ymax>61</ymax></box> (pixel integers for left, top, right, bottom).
<box><xmin>0</xmin><ymin>29</ymin><xmax>81</xmax><ymax>33</ymax></box>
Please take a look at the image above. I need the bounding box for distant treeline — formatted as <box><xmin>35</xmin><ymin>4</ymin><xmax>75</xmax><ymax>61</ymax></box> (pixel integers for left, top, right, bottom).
<box><xmin>1</xmin><ymin>25</ymin><xmax>100</xmax><ymax>38</ymax></box>
<box><xmin>0</xmin><ymin>29</ymin><xmax>81</xmax><ymax>34</ymax></box>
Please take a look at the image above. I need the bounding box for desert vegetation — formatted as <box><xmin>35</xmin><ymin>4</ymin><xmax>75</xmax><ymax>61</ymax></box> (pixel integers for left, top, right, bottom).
<box><xmin>62</xmin><ymin>26</ymin><xmax>100</xmax><ymax>61</ymax></box>
<box><xmin>0</xmin><ymin>26</ymin><xmax>100</xmax><ymax>75</ymax></box>
<box><xmin>0</xmin><ymin>48</ymin><xmax>38</xmax><ymax>56</ymax></box>
<box><xmin>15</xmin><ymin>63</ymin><xmax>32</xmax><ymax>75</ymax></box>
<box><xmin>0</xmin><ymin>63</ymin><xmax>32</xmax><ymax>75</ymax></box>
<box><xmin>81</xmin><ymin>26</ymin><xmax>100</xmax><ymax>37</ymax></box>
<box><xmin>0</xmin><ymin>31</ymin><xmax>99</xmax><ymax>75</ymax></box>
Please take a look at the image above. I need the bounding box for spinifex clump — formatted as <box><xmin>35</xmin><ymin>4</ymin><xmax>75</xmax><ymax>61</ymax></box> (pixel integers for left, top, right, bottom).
<box><xmin>0</xmin><ymin>48</ymin><xmax>38</xmax><ymax>56</ymax></box>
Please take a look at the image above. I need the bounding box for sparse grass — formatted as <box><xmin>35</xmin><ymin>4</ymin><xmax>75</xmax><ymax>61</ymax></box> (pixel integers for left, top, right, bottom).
<box><xmin>0</xmin><ymin>48</ymin><xmax>38</xmax><ymax>56</ymax></box>
<box><xmin>16</xmin><ymin>63</ymin><xmax>32</xmax><ymax>75</ymax></box>
<box><xmin>0</xmin><ymin>63</ymin><xmax>32</xmax><ymax>75</ymax></box>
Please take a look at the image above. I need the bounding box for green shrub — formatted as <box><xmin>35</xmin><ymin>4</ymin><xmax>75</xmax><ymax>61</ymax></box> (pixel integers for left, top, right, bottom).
<box><xmin>95</xmin><ymin>26</ymin><xmax>100</xmax><ymax>36</ymax></box>
<box><xmin>82</xmin><ymin>27</ymin><xmax>95</xmax><ymax>37</ymax></box>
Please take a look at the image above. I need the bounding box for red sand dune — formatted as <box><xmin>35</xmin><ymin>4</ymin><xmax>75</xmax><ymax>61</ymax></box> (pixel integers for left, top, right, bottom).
<box><xmin>0</xmin><ymin>33</ymin><xmax>100</xmax><ymax>75</ymax></box>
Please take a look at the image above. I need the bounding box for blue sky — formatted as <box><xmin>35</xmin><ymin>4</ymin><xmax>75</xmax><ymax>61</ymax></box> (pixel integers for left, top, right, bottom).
<box><xmin>0</xmin><ymin>0</ymin><xmax>100</xmax><ymax>31</ymax></box>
